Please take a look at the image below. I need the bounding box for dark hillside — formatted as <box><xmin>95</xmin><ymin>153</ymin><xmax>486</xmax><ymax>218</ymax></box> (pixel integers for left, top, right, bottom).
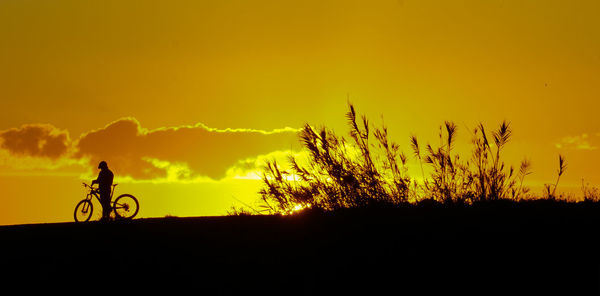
<box><xmin>2</xmin><ymin>202</ymin><xmax>600</xmax><ymax>294</ymax></box>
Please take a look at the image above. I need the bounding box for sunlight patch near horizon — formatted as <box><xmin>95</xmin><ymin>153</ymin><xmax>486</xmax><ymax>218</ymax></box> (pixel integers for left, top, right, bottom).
<box><xmin>281</xmin><ymin>203</ymin><xmax>312</xmax><ymax>215</ymax></box>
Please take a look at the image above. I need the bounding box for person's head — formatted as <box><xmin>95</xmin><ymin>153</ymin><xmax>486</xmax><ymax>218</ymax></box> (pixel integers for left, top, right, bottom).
<box><xmin>98</xmin><ymin>161</ymin><xmax>108</xmax><ymax>170</ymax></box>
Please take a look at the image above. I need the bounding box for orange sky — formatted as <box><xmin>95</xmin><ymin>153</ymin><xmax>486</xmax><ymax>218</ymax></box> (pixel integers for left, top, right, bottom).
<box><xmin>1</xmin><ymin>0</ymin><xmax>599</xmax><ymax>225</ymax></box>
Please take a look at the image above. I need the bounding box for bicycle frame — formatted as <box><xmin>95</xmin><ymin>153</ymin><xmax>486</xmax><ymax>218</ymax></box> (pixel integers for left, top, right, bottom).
<box><xmin>83</xmin><ymin>183</ymin><xmax>117</xmax><ymax>204</ymax></box>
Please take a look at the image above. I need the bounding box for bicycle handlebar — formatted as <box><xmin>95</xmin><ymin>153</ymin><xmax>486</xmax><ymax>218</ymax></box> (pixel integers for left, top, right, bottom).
<box><xmin>82</xmin><ymin>182</ymin><xmax>118</xmax><ymax>189</ymax></box>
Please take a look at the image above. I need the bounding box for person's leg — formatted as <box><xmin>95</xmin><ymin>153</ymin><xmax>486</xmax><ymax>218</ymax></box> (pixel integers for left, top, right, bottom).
<box><xmin>100</xmin><ymin>190</ymin><xmax>111</xmax><ymax>220</ymax></box>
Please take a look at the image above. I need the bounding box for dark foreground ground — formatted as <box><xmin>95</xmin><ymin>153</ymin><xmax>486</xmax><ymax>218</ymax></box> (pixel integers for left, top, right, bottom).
<box><xmin>2</xmin><ymin>201</ymin><xmax>600</xmax><ymax>294</ymax></box>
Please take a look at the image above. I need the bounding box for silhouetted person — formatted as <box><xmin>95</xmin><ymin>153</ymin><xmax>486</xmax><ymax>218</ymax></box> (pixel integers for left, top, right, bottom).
<box><xmin>92</xmin><ymin>161</ymin><xmax>114</xmax><ymax>221</ymax></box>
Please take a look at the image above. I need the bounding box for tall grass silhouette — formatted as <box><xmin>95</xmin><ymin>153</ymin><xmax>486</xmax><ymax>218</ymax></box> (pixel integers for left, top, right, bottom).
<box><xmin>544</xmin><ymin>154</ymin><xmax>568</xmax><ymax>200</ymax></box>
<box><xmin>260</xmin><ymin>103</ymin><xmax>564</xmax><ymax>213</ymax></box>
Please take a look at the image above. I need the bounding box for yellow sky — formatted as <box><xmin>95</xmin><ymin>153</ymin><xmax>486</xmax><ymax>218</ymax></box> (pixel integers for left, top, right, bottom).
<box><xmin>1</xmin><ymin>0</ymin><xmax>599</xmax><ymax>225</ymax></box>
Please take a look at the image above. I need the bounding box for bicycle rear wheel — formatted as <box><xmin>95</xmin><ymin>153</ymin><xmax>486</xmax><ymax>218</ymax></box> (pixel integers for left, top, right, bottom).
<box><xmin>113</xmin><ymin>194</ymin><xmax>139</xmax><ymax>219</ymax></box>
<box><xmin>74</xmin><ymin>199</ymin><xmax>93</xmax><ymax>222</ymax></box>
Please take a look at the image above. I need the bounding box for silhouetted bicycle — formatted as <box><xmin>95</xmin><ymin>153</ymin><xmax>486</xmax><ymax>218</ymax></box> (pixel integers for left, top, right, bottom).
<box><xmin>74</xmin><ymin>183</ymin><xmax>139</xmax><ymax>222</ymax></box>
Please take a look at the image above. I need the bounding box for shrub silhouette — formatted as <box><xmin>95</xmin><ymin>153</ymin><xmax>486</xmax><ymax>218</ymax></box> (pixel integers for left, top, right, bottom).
<box><xmin>260</xmin><ymin>103</ymin><xmax>558</xmax><ymax>213</ymax></box>
<box><xmin>259</xmin><ymin>104</ymin><xmax>410</xmax><ymax>213</ymax></box>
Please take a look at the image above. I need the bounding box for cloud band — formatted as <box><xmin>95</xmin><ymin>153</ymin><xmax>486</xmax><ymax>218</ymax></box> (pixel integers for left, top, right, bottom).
<box><xmin>0</xmin><ymin>118</ymin><xmax>300</xmax><ymax>181</ymax></box>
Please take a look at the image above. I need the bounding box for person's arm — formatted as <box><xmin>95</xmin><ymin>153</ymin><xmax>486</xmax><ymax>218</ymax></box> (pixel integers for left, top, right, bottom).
<box><xmin>91</xmin><ymin>172</ymin><xmax>101</xmax><ymax>186</ymax></box>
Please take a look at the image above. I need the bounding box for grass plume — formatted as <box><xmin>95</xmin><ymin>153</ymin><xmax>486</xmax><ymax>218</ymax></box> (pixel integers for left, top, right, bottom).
<box><xmin>260</xmin><ymin>103</ymin><xmax>567</xmax><ymax>213</ymax></box>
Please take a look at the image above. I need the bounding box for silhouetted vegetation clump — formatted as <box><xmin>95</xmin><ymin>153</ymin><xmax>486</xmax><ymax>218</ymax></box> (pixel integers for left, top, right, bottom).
<box><xmin>581</xmin><ymin>179</ymin><xmax>600</xmax><ymax>202</ymax></box>
<box><xmin>259</xmin><ymin>103</ymin><xmax>568</xmax><ymax>214</ymax></box>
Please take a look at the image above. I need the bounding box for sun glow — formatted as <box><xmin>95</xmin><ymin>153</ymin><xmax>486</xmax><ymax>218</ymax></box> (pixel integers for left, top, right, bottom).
<box><xmin>283</xmin><ymin>203</ymin><xmax>311</xmax><ymax>215</ymax></box>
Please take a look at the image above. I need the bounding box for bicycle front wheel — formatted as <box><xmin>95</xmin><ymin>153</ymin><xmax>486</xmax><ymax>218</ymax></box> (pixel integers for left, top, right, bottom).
<box><xmin>74</xmin><ymin>199</ymin><xmax>93</xmax><ymax>222</ymax></box>
<box><xmin>113</xmin><ymin>194</ymin><xmax>139</xmax><ymax>219</ymax></box>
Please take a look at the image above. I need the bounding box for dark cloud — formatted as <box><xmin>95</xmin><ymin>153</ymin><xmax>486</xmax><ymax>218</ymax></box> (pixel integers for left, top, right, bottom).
<box><xmin>0</xmin><ymin>118</ymin><xmax>299</xmax><ymax>180</ymax></box>
<box><xmin>0</xmin><ymin>124</ymin><xmax>70</xmax><ymax>159</ymax></box>
<box><xmin>75</xmin><ymin>118</ymin><xmax>299</xmax><ymax>180</ymax></box>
